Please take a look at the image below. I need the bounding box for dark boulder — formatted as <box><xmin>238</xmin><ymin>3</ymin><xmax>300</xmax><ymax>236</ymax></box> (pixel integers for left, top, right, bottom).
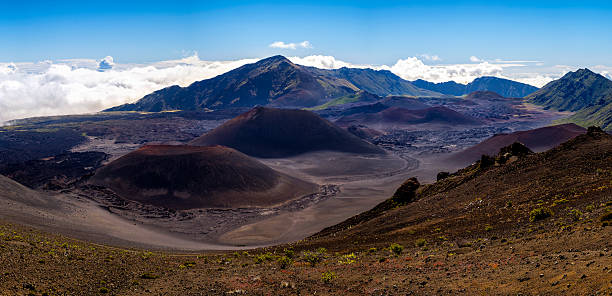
<box><xmin>392</xmin><ymin>177</ymin><xmax>420</xmax><ymax>204</ymax></box>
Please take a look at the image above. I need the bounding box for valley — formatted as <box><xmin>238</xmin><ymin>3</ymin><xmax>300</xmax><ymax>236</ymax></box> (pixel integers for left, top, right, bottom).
<box><xmin>0</xmin><ymin>56</ymin><xmax>610</xmax><ymax>295</ymax></box>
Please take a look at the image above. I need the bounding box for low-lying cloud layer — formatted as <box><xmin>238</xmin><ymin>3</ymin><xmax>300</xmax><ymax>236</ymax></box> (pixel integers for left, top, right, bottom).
<box><xmin>1</xmin><ymin>54</ymin><xmax>609</xmax><ymax>123</ymax></box>
<box><xmin>0</xmin><ymin>55</ymin><xmax>256</xmax><ymax>123</ymax></box>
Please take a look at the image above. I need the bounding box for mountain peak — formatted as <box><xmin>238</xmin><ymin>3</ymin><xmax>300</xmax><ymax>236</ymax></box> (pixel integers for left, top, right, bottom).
<box><xmin>562</xmin><ymin>68</ymin><xmax>599</xmax><ymax>80</ymax></box>
<box><xmin>257</xmin><ymin>55</ymin><xmax>292</xmax><ymax>65</ymax></box>
<box><xmin>527</xmin><ymin>67</ymin><xmax>612</xmax><ymax>111</ymax></box>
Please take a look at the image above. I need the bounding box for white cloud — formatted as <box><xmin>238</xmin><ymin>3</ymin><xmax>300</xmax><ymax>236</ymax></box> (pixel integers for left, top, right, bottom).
<box><xmin>1</xmin><ymin>53</ymin><xmax>609</xmax><ymax>123</ymax></box>
<box><xmin>98</xmin><ymin>56</ymin><xmax>115</xmax><ymax>71</ymax></box>
<box><xmin>288</xmin><ymin>55</ymin><xmax>370</xmax><ymax>69</ymax></box>
<box><xmin>420</xmin><ymin>54</ymin><xmax>441</xmax><ymax>61</ymax></box>
<box><xmin>0</xmin><ymin>54</ymin><xmax>256</xmax><ymax>123</ymax></box>
<box><xmin>269</xmin><ymin>40</ymin><xmax>313</xmax><ymax>50</ymax></box>
<box><xmin>470</xmin><ymin>56</ymin><xmax>482</xmax><ymax>63</ymax></box>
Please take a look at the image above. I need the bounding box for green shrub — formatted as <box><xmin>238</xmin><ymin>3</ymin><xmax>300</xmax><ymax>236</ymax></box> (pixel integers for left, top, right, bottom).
<box><xmin>529</xmin><ymin>207</ymin><xmax>553</xmax><ymax>222</ymax></box>
<box><xmin>570</xmin><ymin>209</ymin><xmax>583</xmax><ymax>221</ymax></box>
<box><xmin>254</xmin><ymin>253</ymin><xmax>274</xmax><ymax>264</ymax></box>
<box><xmin>283</xmin><ymin>248</ymin><xmax>295</xmax><ymax>259</ymax></box>
<box><xmin>321</xmin><ymin>271</ymin><xmax>336</xmax><ymax>283</ymax></box>
<box><xmin>415</xmin><ymin>238</ymin><xmax>427</xmax><ymax>247</ymax></box>
<box><xmin>485</xmin><ymin>225</ymin><xmax>493</xmax><ymax>231</ymax></box>
<box><xmin>99</xmin><ymin>287</ymin><xmax>109</xmax><ymax>294</ymax></box>
<box><xmin>277</xmin><ymin>256</ymin><xmax>293</xmax><ymax>269</ymax></box>
<box><xmin>303</xmin><ymin>251</ymin><xmax>322</xmax><ymax>266</ymax></box>
<box><xmin>338</xmin><ymin>253</ymin><xmax>357</xmax><ymax>264</ymax></box>
<box><xmin>389</xmin><ymin>243</ymin><xmax>404</xmax><ymax>255</ymax></box>
<box><xmin>368</xmin><ymin>247</ymin><xmax>377</xmax><ymax>254</ymax></box>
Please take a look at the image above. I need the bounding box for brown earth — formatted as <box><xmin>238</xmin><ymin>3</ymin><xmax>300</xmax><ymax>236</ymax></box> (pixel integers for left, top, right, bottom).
<box><xmin>447</xmin><ymin>123</ymin><xmax>586</xmax><ymax>166</ymax></box>
<box><xmin>89</xmin><ymin>145</ymin><xmax>316</xmax><ymax>209</ymax></box>
<box><xmin>0</xmin><ymin>128</ymin><xmax>610</xmax><ymax>295</ymax></box>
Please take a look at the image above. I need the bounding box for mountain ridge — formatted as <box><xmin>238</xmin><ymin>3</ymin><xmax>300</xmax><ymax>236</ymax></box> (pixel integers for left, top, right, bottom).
<box><xmin>105</xmin><ymin>56</ymin><xmax>441</xmax><ymax>112</ymax></box>
<box><xmin>413</xmin><ymin>76</ymin><xmax>539</xmax><ymax>97</ymax></box>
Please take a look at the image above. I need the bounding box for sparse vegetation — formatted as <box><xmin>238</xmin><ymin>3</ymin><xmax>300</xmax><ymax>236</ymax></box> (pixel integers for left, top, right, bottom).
<box><xmin>570</xmin><ymin>209</ymin><xmax>583</xmax><ymax>221</ymax></box>
<box><xmin>415</xmin><ymin>238</ymin><xmax>427</xmax><ymax>247</ymax></box>
<box><xmin>277</xmin><ymin>256</ymin><xmax>293</xmax><ymax>269</ymax></box>
<box><xmin>321</xmin><ymin>271</ymin><xmax>337</xmax><ymax>284</ymax></box>
<box><xmin>302</xmin><ymin>251</ymin><xmax>322</xmax><ymax>266</ymax></box>
<box><xmin>254</xmin><ymin>253</ymin><xmax>274</xmax><ymax>264</ymax></box>
<box><xmin>530</xmin><ymin>207</ymin><xmax>553</xmax><ymax>222</ymax></box>
<box><xmin>338</xmin><ymin>253</ymin><xmax>357</xmax><ymax>264</ymax></box>
<box><xmin>389</xmin><ymin>243</ymin><xmax>404</xmax><ymax>255</ymax></box>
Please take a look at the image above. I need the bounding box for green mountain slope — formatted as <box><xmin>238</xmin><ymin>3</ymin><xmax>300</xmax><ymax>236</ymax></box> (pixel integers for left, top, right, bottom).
<box><xmin>526</xmin><ymin>68</ymin><xmax>612</xmax><ymax>111</ymax></box>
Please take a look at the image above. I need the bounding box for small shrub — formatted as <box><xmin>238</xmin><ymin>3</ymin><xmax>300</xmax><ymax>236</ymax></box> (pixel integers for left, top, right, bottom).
<box><xmin>585</xmin><ymin>205</ymin><xmax>595</xmax><ymax>212</ymax></box>
<box><xmin>338</xmin><ymin>253</ymin><xmax>357</xmax><ymax>264</ymax></box>
<box><xmin>506</xmin><ymin>201</ymin><xmax>513</xmax><ymax>208</ymax></box>
<box><xmin>570</xmin><ymin>209</ymin><xmax>583</xmax><ymax>221</ymax></box>
<box><xmin>529</xmin><ymin>207</ymin><xmax>553</xmax><ymax>222</ymax></box>
<box><xmin>303</xmin><ymin>251</ymin><xmax>322</xmax><ymax>266</ymax></box>
<box><xmin>415</xmin><ymin>238</ymin><xmax>427</xmax><ymax>247</ymax></box>
<box><xmin>254</xmin><ymin>253</ymin><xmax>274</xmax><ymax>264</ymax></box>
<box><xmin>389</xmin><ymin>243</ymin><xmax>404</xmax><ymax>255</ymax></box>
<box><xmin>277</xmin><ymin>256</ymin><xmax>293</xmax><ymax>269</ymax></box>
<box><xmin>283</xmin><ymin>248</ymin><xmax>295</xmax><ymax>259</ymax></box>
<box><xmin>179</xmin><ymin>261</ymin><xmax>196</xmax><ymax>268</ymax></box>
<box><xmin>99</xmin><ymin>287</ymin><xmax>109</xmax><ymax>294</ymax></box>
<box><xmin>553</xmin><ymin>198</ymin><xmax>569</xmax><ymax>206</ymax></box>
<box><xmin>140</xmin><ymin>273</ymin><xmax>159</xmax><ymax>279</ymax></box>
<box><xmin>316</xmin><ymin>247</ymin><xmax>327</xmax><ymax>254</ymax></box>
<box><xmin>484</xmin><ymin>225</ymin><xmax>493</xmax><ymax>231</ymax></box>
<box><xmin>368</xmin><ymin>247</ymin><xmax>377</xmax><ymax>254</ymax></box>
<box><xmin>321</xmin><ymin>271</ymin><xmax>336</xmax><ymax>283</ymax></box>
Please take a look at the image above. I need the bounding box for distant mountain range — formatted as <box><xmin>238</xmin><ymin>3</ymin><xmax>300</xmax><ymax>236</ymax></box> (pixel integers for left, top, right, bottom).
<box><xmin>526</xmin><ymin>68</ymin><xmax>612</xmax><ymax>130</ymax></box>
<box><xmin>106</xmin><ymin>56</ymin><xmax>441</xmax><ymax>112</ymax></box>
<box><xmin>105</xmin><ymin>55</ymin><xmax>543</xmax><ymax>113</ymax></box>
<box><xmin>412</xmin><ymin>76</ymin><xmax>539</xmax><ymax>98</ymax></box>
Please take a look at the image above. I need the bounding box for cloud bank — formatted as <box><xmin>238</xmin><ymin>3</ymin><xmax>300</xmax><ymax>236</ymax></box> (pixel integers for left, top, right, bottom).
<box><xmin>0</xmin><ymin>55</ymin><xmax>256</xmax><ymax>123</ymax></box>
<box><xmin>0</xmin><ymin>53</ymin><xmax>606</xmax><ymax>123</ymax></box>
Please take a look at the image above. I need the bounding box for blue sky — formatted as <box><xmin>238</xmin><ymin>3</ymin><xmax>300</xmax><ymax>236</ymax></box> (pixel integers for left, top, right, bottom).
<box><xmin>2</xmin><ymin>0</ymin><xmax>612</xmax><ymax>65</ymax></box>
<box><xmin>2</xmin><ymin>1</ymin><xmax>612</xmax><ymax>122</ymax></box>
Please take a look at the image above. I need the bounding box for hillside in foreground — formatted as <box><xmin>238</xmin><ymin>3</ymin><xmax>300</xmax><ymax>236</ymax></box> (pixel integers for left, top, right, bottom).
<box><xmin>1</xmin><ymin>127</ymin><xmax>610</xmax><ymax>295</ymax></box>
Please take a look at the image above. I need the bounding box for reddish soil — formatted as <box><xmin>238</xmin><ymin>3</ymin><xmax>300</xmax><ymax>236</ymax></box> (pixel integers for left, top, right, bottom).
<box><xmin>89</xmin><ymin>145</ymin><xmax>316</xmax><ymax>209</ymax></box>
<box><xmin>448</xmin><ymin>123</ymin><xmax>586</xmax><ymax>166</ymax></box>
